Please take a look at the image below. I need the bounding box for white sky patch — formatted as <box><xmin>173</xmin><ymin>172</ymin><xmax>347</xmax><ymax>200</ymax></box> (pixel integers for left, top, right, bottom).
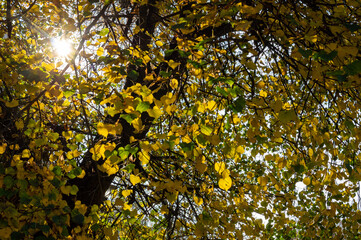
<box><xmin>51</xmin><ymin>38</ymin><xmax>73</xmax><ymax>57</ymax></box>
<box><xmin>295</xmin><ymin>181</ymin><xmax>307</xmax><ymax>192</ymax></box>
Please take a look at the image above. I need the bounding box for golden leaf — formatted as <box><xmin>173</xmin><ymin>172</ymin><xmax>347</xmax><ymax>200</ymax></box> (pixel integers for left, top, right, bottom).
<box><xmin>219</xmin><ymin>176</ymin><xmax>232</xmax><ymax>191</ymax></box>
<box><xmin>303</xmin><ymin>177</ymin><xmax>311</xmax><ymax>186</ymax></box>
<box><xmin>0</xmin><ymin>143</ymin><xmax>7</xmax><ymax>154</ymax></box>
<box><xmin>168</xmin><ymin>60</ymin><xmax>180</xmax><ymax>69</ymax></box>
<box><xmin>5</xmin><ymin>100</ymin><xmax>19</xmax><ymax>108</ymax></box>
<box><xmin>130</xmin><ymin>174</ymin><xmax>141</xmax><ymax>185</ymax></box>
<box><xmin>96</xmin><ymin>47</ymin><xmax>104</xmax><ymax>56</ymax></box>
<box><xmin>155</xmin><ymin>40</ymin><xmax>163</xmax><ymax>47</ymax></box>
<box><xmin>259</xmin><ymin>90</ymin><xmax>267</xmax><ymax>97</ymax></box>
<box><xmin>97</xmin><ymin>122</ymin><xmax>108</xmax><ymax>138</ymax></box>
<box><xmin>147</xmin><ymin>106</ymin><xmax>162</xmax><ymax>119</ymax></box>
<box><xmin>122</xmin><ymin>189</ymin><xmax>133</xmax><ymax>198</ymax></box>
<box><xmin>215</xmin><ymin>162</ymin><xmax>226</xmax><ymax>174</ymax></box>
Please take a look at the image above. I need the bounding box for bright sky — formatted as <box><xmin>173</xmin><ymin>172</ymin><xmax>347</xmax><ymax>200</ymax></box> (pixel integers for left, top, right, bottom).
<box><xmin>51</xmin><ymin>38</ymin><xmax>73</xmax><ymax>58</ymax></box>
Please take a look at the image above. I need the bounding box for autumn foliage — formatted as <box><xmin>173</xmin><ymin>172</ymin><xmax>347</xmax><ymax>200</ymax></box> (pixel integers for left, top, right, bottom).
<box><xmin>1</xmin><ymin>0</ymin><xmax>361</xmax><ymax>239</ymax></box>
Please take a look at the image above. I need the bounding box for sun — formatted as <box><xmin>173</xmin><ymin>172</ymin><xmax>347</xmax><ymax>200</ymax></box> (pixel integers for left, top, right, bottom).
<box><xmin>51</xmin><ymin>38</ymin><xmax>73</xmax><ymax>58</ymax></box>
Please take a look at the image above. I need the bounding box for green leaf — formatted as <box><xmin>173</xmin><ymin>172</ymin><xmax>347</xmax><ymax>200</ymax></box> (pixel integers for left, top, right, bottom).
<box><xmin>61</xmin><ymin>227</ymin><xmax>69</xmax><ymax>237</ymax></box>
<box><xmin>98</xmin><ymin>28</ymin><xmax>109</xmax><ymax>36</ymax></box>
<box><xmin>48</xmin><ymin>132</ymin><xmax>60</xmax><ymax>141</ymax></box>
<box><xmin>165</xmin><ymin>49</ymin><xmax>176</xmax><ymax>58</ymax></box>
<box><xmin>293</xmin><ymin>164</ymin><xmax>305</xmax><ymax>173</ymax></box>
<box><xmin>120</xmin><ymin>114</ymin><xmax>137</xmax><ymax>124</ymax></box>
<box><xmin>50</xmin><ymin>177</ymin><xmax>62</xmax><ymax>188</ymax></box>
<box><xmin>70</xmin><ymin>185</ymin><xmax>79</xmax><ymax>195</ymax></box>
<box><xmin>52</xmin><ymin>166</ymin><xmax>62</xmax><ymax>176</ymax></box>
<box><xmin>171</xmin><ymin>22</ymin><xmax>187</xmax><ymax>30</ymax></box>
<box><xmin>118</xmin><ymin>147</ymin><xmax>130</xmax><ymax>160</ymax></box>
<box><xmin>72</xmin><ymin>213</ymin><xmax>84</xmax><ymax>225</ymax></box>
<box><xmin>75</xmin><ymin>134</ymin><xmax>85</xmax><ymax>142</ymax></box>
<box><xmin>17</xmin><ymin>179</ymin><xmax>28</xmax><ymax>189</ymax></box>
<box><xmin>230</xmin><ymin>96</ymin><xmax>246</xmax><ymax>113</ymax></box>
<box><xmin>160</xmin><ymin>71</ymin><xmax>172</xmax><ymax>78</ymax></box>
<box><xmin>19</xmin><ymin>191</ymin><xmax>32</xmax><ymax>204</ymax></box>
<box><xmin>64</xmin><ymin>90</ymin><xmax>75</xmax><ymax>98</ymax></box>
<box><xmin>67</xmin><ymin>172</ymin><xmax>76</xmax><ymax>179</ymax></box>
<box><xmin>216</xmin><ymin>86</ymin><xmax>228</xmax><ymax>97</ymax></box>
<box><xmin>136</xmin><ymin>101</ymin><xmax>150</xmax><ymax>113</ymax></box>
<box><xmin>180</xmin><ymin>142</ymin><xmax>194</xmax><ymax>152</ymax></box>
<box><xmin>279</xmin><ymin>110</ymin><xmax>298</xmax><ymax>123</ymax></box>
<box><xmin>3</xmin><ymin>176</ymin><xmax>14</xmax><ymax>189</ymax></box>
<box><xmin>128</xmin><ymin>70</ymin><xmax>139</xmax><ymax>80</ymax></box>
<box><xmin>73</xmin><ymin>167</ymin><xmax>82</xmax><ymax>176</ymax></box>
<box><xmin>298</xmin><ymin>48</ymin><xmax>312</xmax><ymax>58</ymax></box>
<box><xmin>326</xmin><ymin>70</ymin><xmax>344</xmax><ymax>76</ymax></box>
<box><xmin>344</xmin><ymin>60</ymin><xmax>361</xmax><ymax>75</ymax></box>
<box><xmin>314</xmin><ymin>50</ymin><xmax>337</xmax><ymax>62</ymax></box>
<box><xmin>10</xmin><ymin>232</ymin><xmax>25</xmax><ymax>240</ymax></box>
<box><xmin>344</xmin><ymin>23</ymin><xmax>361</xmax><ymax>32</ymax></box>
<box><xmin>200</xmin><ymin>125</ymin><xmax>213</xmax><ymax>136</ymax></box>
<box><xmin>52</xmin><ymin>215</ymin><xmax>67</xmax><ymax>226</ymax></box>
<box><xmin>123</xmin><ymin>164</ymin><xmax>135</xmax><ymax>173</ymax></box>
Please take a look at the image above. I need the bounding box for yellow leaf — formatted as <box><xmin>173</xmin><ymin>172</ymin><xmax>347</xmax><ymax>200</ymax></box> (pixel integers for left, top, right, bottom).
<box><xmin>132</xmin><ymin>118</ymin><xmax>143</xmax><ymax>132</ymax></box>
<box><xmin>257</xmin><ymin>81</ymin><xmax>265</xmax><ymax>88</ymax></box>
<box><xmin>206</xmin><ymin>100</ymin><xmax>217</xmax><ymax>111</ymax></box>
<box><xmin>168</xmin><ymin>60</ymin><xmax>180</xmax><ymax>69</ymax></box>
<box><xmin>215</xmin><ymin>162</ymin><xmax>226</xmax><ymax>174</ymax></box>
<box><xmin>5</xmin><ymin>100</ymin><xmax>19</xmax><ymax>108</ymax></box>
<box><xmin>310</xmin><ymin>35</ymin><xmax>317</xmax><ymax>43</ymax></box>
<box><xmin>115</xmin><ymin>198</ymin><xmax>123</xmax><ymax>206</ymax></box>
<box><xmin>41</xmin><ymin>62</ymin><xmax>54</xmax><ymax>72</ymax></box>
<box><xmin>97</xmin><ymin>122</ymin><xmax>108</xmax><ymax>138</ymax></box>
<box><xmin>124</xmin><ymin>202</ymin><xmax>131</xmax><ymax>211</ymax></box>
<box><xmin>193</xmin><ymin>195</ymin><xmax>203</xmax><ymax>205</ymax></box>
<box><xmin>144</xmin><ymin>74</ymin><xmax>154</xmax><ymax>81</ymax></box>
<box><xmin>60</xmin><ymin>185</ymin><xmax>72</xmax><ymax>195</ymax></box>
<box><xmin>303</xmin><ymin>177</ymin><xmax>311</xmax><ymax>186</ymax></box>
<box><xmin>259</xmin><ymin>90</ymin><xmax>267</xmax><ymax>97</ymax></box>
<box><xmin>138</xmin><ymin>150</ymin><xmax>150</xmax><ymax>165</ymax></box>
<box><xmin>219</xmin><ymin>176</ymin><xmax>232</xmax><ymax>191</ymax></box>
<box><xmin>130</xmin><ymin>174</ymin><xmax>141</xmax><ymax>185</ymax></box>
<box><xmin>170</xmin><ymin>78</ymin><xmax>178</xmax><ymax>89</ymax></box>
<box><xmin>236</xmin><ymin>145</ymin><xmax>245</xmax><ymax>154</ymax></box>
<box><xmin>21</xmin><ymin>149</ymin><xmax>31</xmax><ymax>158</ymax></box>
<box><xmin>15</xmin><ymin>120</ymin><xmax>24</xmax><ymax>130</ymax></box>
<box><xmin>155</xmin><ymin>40</ymin><xmax>163</xmax><ymax>47</ymax></box>
<box><xmin>147</xmin><ymin>106</ymin><xmax>162</xmax><ymax>119</ymax></box>
<box><xmin>187</xmin><ymin>84</ymin><xmax>197</xmax><ymax>95</ymax></box>
<box><xmin>257</xmin><ymin>176</ymin><xmax>268</xmax><ymax>186</ymax></box>
<box><xmin>78</xmin><ymin>170</ymin><xmax>86</xmax><ymax>179</ymax></box>
<box><xmin>143</xmin><ymin>55</ymin><xmax>151</xmax><ymax>64</ymax></box>
<box><xmin>200</xmin><ymin>124</ymin><xmax>212</xmax><ymax>136</ymax></box>
<box><xmin>122</xmin><ymin>189</ymin><xmax>133</xmax><ymax>198</ymax></box>
<box><xmin>309</xmin><ymin>148</ymin><xmax>314</xmax><ymax>157</ymax></box>
<box><xmin>97</xmin><ymin>47</ymin><xmax>104</xmax><ymax>56</ymax></box>
<box><xmin>0</xmin><ymin>143</ymin><xmax>7</xmax><ymax>154</ymax></box>
<box><xmin>90</xmin><ymin>143</ymin><xmax>106</xmax><ymax>161</ymax></box>
<box><xmin>194</xmin><ymin>50</ymin><xmax>204</xmax><ymax>58</ymax></box>
<box><xmin>107</xmin><ymin>165</ymin><xmax>119</xmax><ymax>175</ymax></box>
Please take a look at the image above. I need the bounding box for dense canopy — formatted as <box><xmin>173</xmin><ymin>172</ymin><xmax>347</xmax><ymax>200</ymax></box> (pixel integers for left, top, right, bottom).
<box><xmin>1</xmin><ymin>0</ymin><xmax>361</xmax><ymax>239</ymax></box>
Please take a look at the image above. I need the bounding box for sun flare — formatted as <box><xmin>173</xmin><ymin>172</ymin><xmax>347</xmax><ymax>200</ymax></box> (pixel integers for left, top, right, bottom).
<box><xmin>52</xmin><ymin>38</ymin><xmax>73</xmax><ymax>58</ymax></box>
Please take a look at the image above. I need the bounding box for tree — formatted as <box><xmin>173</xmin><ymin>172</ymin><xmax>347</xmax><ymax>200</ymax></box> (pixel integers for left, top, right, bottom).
<box><xmin>1</xmin><ymin>0</ymin><xmax>361</xmax><ymax>239</ymax></box>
